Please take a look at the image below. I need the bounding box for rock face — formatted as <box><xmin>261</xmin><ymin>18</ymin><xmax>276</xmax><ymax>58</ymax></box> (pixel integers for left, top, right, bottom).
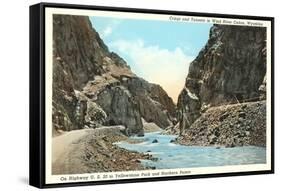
<box><xmin>53</xmin><ymin>15</ymin><xmax>113</xmax><ymax>88</ymax></box>
<box><xmin>52</xmin><ymin>15</ymin><xmax>175</xmax><ymax>136</ymax></box>
<box><xmin>173</xmin><ymin>25</ymin><xmax>266</xmax><ymax>147</ymax></box>
<box><xmin>123</xmin><ymin>77</ymin><xmax>176</xmax><ymax>128</ymax></box>
<box><xmin>94</xmin><ymin>84</ymin><xmax>144</xmax><ymax>136</ymax></box>
<box><xmin>176</xmin><ymin>24</ymin><xmax>267</xmax><ymax>146</ymax></box>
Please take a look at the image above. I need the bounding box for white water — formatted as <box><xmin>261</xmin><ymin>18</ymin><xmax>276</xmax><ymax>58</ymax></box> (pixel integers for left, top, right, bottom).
<box><xmin>115</xmin><ymin>131</ymin><xmax>266</xmax><ymax>169</ymax></box>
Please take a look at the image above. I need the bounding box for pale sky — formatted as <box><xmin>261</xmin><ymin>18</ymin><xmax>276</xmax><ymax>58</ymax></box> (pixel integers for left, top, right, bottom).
<box><xmin>90</xmin><ymin>17</ymin><xmax>212</xmax><ymax>103</ymax></box>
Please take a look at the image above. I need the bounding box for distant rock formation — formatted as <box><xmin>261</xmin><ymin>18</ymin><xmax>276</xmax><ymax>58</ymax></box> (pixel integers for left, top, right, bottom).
<box><xmin>123</xmin><ymin>77</ymin><xmax>176</xmax><ymax>128</ymax></box>
<box><xmin>176</xmin><ymin>24</ymin><xmax>267</xmax><ymax>146</ymax></box>
<box><xmin>52</xmin><ymin>15</ymin><xmax>175</xmax><ymax>136</ymax></box>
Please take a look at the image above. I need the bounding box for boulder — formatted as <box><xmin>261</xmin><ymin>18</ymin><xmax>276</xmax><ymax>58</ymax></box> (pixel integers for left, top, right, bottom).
<box><xmin>152</xmin><ymin>139</ymin><xmax>158</xmax><ymax>143</ymax></box>
<box><xmin>84</xmin><ymin>101</ymin><xmax>107</xmax><ymax>128</ymax></box>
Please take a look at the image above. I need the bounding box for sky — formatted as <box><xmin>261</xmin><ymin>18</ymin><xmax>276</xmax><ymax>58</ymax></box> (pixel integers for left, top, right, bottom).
<box><xmin>90</xmin><ymin>16</ymin><xmax>212</xmax><ymax>103</ymax></box>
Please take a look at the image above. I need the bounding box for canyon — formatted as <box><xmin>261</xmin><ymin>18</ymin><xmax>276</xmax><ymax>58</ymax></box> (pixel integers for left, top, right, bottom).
<box><xmin>51</xmin><ymin>15</ymin><xmax>267</xmax><ymax>174</ymax></box>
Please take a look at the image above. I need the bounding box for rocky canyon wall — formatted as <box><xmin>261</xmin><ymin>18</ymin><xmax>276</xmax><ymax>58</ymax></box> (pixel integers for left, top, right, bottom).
<box><xmin>177</xmin><ymin>24</ymin><xmax>267</xmax><ymax>134</ymax></box>
<box><xmin>52</xmin><ymin>15</ymin><xmax>176</xmax><ymax>136</ymax></box>
<box><xmin>176</xmin><ymin>24</ymin><xmax>267</xmax><ymax>146</ymax></box>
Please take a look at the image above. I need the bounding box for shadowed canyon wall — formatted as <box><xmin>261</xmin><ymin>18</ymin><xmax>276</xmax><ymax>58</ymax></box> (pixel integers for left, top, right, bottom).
<box><xmin>52</xmin><ymin>15</ymin><xmax>176</xmax><ymax>136</ymax></box>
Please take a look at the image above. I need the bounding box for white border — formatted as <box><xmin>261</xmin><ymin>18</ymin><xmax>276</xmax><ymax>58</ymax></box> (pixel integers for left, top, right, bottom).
<box><xmin>45</xmin><ymin>7</ymin><xmax>272</xmax><ymax>184</ymax></box>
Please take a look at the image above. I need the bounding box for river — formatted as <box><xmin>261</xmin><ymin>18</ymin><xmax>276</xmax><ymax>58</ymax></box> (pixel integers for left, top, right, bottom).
<box><xmin>115</xmin><ymin>131</ymin><xmax>266</xmax><ymax>169</ymax></box>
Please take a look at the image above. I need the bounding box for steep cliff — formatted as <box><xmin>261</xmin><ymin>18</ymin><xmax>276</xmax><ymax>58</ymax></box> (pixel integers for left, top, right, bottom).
<box><xmin>177</xmin><ymin>24</ymin><xmax>266</xmax><ymax>133</ymax></box>
<box><xmin>176</xmin><ymin>24</ymin><xmax>267</xmax><ymax>146</ymax></box>
<box><xmin>52</xmin><ymin>15</ymin><xmax>175</xmax><ymax>136</ymax></box>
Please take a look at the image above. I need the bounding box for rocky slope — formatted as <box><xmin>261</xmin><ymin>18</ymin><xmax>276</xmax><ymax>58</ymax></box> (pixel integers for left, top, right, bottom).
<box><xmin>176</xmin><ymin>101</ymin><xmax>266</xmax><ymax>147</ymax></box>
<box><xmin>176</xmin><ymin>24</ymin><xmax>267</xmax><ymax>146</ymax></box>
<box><xmin>52</xmin><ymin>15</ymin><xmax>175</xmax><ymax>136</ymax></box>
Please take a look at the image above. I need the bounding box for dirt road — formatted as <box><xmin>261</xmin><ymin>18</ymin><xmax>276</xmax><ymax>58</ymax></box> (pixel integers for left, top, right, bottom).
<box><xmin>52</xmin><ymin>127</ymin><xmax>152</xmax><ymax>175</ymax></box>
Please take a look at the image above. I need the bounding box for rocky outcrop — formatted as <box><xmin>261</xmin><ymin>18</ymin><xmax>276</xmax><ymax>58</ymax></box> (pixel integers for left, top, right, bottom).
<box><xmin>53</xmin><ymin>15</ymin><xmax>108</xmax><ymax>133</ymax></box>
<box><xmin>84</xmin><ymin>101</ymin><xmax>107</xmax><ymax>129</ymax></box>
<box><xmin>52</xmin><ymin>15</ymin><xmax>175</xmax><ymax>136</ymax></box>
<box><xmin>53</xmin><ymin>15</ymin><xmax>120</xmax><ymax>88</ymax></box>
<box><xmin>177</xmin><ymin>24</ymin><xmax>267</xmax><ymax>135</ymax></box>
<box><xmin>177</xmin><ymin>101</ymin><xmax>266</xmax><ymax>147</ymax></box>
<box><xmin>123</xmin><ymin>77</ymin><xmax>176</xmax><ymax>128</ymax></box>
<box><xmin>95</xmin><ymin>85</ymin><xmax>144</xmax><ymax>136</ymax></box>
<box><xmin>81</xmin><ymin>74</ymin><xmax>176</xmax><ymax>136</ymax></box>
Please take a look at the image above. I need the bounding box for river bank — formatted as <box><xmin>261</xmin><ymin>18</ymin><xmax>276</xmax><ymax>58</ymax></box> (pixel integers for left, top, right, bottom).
<box><xmin>52</xmin><ymin>127</ymin><xmax>153</xmax><ymax>175</ymax></box>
